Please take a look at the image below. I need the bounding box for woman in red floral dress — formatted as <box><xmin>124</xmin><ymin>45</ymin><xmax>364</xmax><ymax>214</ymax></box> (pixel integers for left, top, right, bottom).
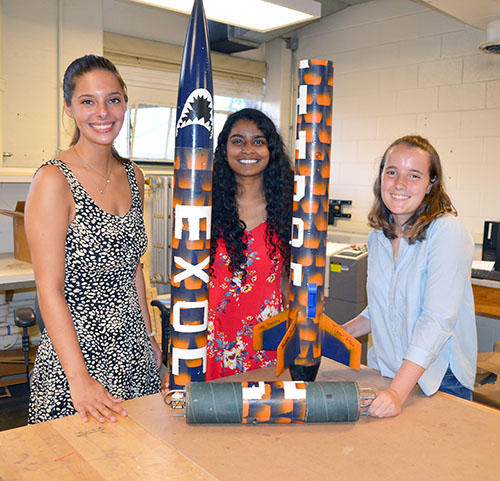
<box><xmin>207</xmin><ymin>109</ymin><xmax>294</xmax><ymax>380</ymax></box>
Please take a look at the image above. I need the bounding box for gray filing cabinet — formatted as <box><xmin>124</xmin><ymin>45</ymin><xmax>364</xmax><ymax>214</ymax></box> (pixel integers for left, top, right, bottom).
<box><xmin>324</xmin><ymin>245</ymin><xmax>368</xmax><ymax>325</ymax></box>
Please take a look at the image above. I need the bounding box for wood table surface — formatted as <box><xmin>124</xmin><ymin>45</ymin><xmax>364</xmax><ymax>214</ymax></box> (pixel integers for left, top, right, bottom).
<box><xmin>0</xmin><ymin>407</ymin><xmax>214</xmax><ymax>480</ymax></box>
<box><xmin>1</xmin><ymin>359</ymin><xmax>499</xmax><ymax>481</ymax></box>
<box><xmin>472</xmin><ymin>280</ymin><xmax>500</xmax><ymax>317</ymax></box>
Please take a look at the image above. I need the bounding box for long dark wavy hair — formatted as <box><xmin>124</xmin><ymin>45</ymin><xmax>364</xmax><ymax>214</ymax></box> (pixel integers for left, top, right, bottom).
<box><xmin>368</xmin><ymin>135</ymin><xmax>456</xmax><ymax>243</ymax></box>
<box><xmin>210</xmin><ymin>108</ymin><xmax>294</xmax><ymax>278</ymax></box>
<box><xmin>63</xmin><ymin>54</ymin><xmax>128</xmax><ymax>161</ymax></box>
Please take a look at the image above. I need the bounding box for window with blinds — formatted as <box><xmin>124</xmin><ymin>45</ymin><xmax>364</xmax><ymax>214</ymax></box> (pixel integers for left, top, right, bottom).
<box><xmin>104</xmin><ymin>32</ymin><xmax>266</xmax><ymax>162</ymax></box>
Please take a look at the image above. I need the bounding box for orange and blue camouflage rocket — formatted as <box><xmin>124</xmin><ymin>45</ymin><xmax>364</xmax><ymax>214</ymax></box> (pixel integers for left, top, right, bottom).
<box><xmin>254</xmin><ymin>59</ymin><xmax>361</xmax><ymax>381</ymax></box>
<box><xmin>182</xmin><ymin>381</ymin><xmax>362</xmax><ymax>424</ymax></box>
<box><xmin>169</xmin><ymin>0</ymin><xmax>213</xmax><ymax>389</ymax></box>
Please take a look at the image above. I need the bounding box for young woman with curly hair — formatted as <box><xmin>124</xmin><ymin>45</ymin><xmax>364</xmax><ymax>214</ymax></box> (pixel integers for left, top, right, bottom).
<box><xmin>344</xmin><ymin>135</ymin><xmax>477</xmax><ymax>418</ymax></box>
<box><xmin>206</xmin><ymin>108</ymin><xmax>294</xmax><ymax>380</ymax></box>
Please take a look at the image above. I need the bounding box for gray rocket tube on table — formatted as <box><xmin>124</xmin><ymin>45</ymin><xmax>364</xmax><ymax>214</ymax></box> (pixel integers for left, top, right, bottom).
<box><xmin>184</xmin><ymin>381</ymin><xmax>361</xmax><ymax>424</ymax></box>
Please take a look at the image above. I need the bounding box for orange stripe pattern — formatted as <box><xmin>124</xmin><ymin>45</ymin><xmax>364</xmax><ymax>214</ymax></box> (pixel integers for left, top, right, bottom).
<box><xmin>169</xmin><ymin>147</ymin><xmax>213</xmax><ymax>388</ymax></box>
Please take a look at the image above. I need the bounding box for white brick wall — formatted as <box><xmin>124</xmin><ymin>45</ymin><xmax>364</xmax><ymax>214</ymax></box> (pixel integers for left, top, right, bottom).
<box><xmin>483</xmin><ymin>137</ymin><xmax>500</xmax><ymax>162</ymax></box>
<box><xmin>486</xmin><ymin>80</ymin><xmax>500</xmax><ymax>108</ymax></box>
<box><xmin>460</xmin><ymin>109</ymin><xmax>500</xmax><ymax>137</ymax></box>
<box><xmin>397</xmin><ymin>87</ymin><xmax>438</xmax><ymax>113</ymax></box>
<box><xmin>292</xmin><ymin>0</ymin><xmax>500</xmax><ymax>242</ymax></box>
<box><xmin>418</xmin><ymin>58</ymin><xmax>463</xmax><ymax>87</ymax></box>
<box><xmin>439</xmin><ymin>83</ymin><xmax>486</xmax><ymax>111</ymax></box>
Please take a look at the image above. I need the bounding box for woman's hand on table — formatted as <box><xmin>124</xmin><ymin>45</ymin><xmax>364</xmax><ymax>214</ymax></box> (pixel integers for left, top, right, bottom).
<box><xmin>368</xmin><ymin>360</ymin><xmax>423</xmax><ymax>417</ymax></box>
<box><xmin>368</xmin><ymin>388</ymin><xmax>403</xmax><ymax>418</ymax></box>
<box><xmin>161</xmin><ymin>372</ymin><xmax>170</xmax><ymax>395</ymax></box>
<box><xmin>69</xmin><ymin>374</ymin><xmax>127</xmax><ymax>423</ymax></box>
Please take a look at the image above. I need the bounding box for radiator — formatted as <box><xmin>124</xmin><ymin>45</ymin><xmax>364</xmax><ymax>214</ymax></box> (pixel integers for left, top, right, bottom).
<box><xmin>149</xmin><ymin>175</ymin><xmax>173</xmax><ymax>285</ymax></box>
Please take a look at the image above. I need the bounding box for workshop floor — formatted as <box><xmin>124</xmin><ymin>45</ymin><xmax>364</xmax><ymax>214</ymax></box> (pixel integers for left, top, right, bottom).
<box><xmin>0</xmin><ymin>382</ymin><xmax>29</xmax><ymax>431</ymax></box>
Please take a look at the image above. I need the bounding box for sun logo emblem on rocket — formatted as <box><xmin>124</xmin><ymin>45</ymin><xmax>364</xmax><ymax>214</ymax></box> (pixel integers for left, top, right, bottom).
<box><xmin>176</xmin><ymin>88</ymin><xmax>214</xmax><ymax>138</ymax></box>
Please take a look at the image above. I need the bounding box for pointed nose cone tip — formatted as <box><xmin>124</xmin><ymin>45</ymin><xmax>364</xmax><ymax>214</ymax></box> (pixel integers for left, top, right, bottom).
<box><xmin>192</xmin><ymin>0</ymin><xmax>204</xmax><ymax>17</ymax></box>
<box><xmin>186</xmin><ymin>0</ymin><xmax>211</xmax><ymax>55</ymax></box>
<box><xmin>176</xmin><ymin>0</ymin><xmax>214</xmax><ymax>149</ymax></box>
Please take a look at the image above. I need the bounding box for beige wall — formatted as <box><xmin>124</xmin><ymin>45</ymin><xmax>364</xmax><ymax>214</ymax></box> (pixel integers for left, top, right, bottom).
<box><xmin>262</xmin><ymin>37</ymin><xmax>293</xmax><ymax>149</ymax></box>
<box><xmin>2</xmin><ymin>0</ymin><xmax>103</xmax><ymax>168</ymax></box>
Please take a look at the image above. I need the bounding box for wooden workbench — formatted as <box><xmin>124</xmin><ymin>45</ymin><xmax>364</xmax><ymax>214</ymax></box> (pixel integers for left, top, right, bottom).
<box><xmin>1</xmin><ymin>359</ymin><xmax>499</xmax><ymax>481</ymax></box>
<box><xmin>472</xmin><ymin>278</ymin><xmax>500</xmax><ymax>317</ymax></box>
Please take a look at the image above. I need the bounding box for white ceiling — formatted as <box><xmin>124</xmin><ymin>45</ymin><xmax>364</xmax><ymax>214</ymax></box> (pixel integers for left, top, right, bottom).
<box><xmin>315</xmin><ymin>0</ymin><xmax>375</xmax><ymax>18</ymax></box>
<box><xmin>230</xmin><ymin>0</ymin><xmax>500</xmax><ymax>44</ymax></box>
<box><xmin>417</xmin><ymin>0</ymin><xmax>500</xmax><ymax>29</ymax></box>
<box><xmin>118</xmin><ymin>0</ymin><xmax>500</xmax><ymax>48</ymax></box>
<box><xmin>206</xmin><ymin>0</ymin><xmax>375</xmax><ymax>44</ymax></box>
<box><xmin>317</xmin><ymin>0</ymin><xmax>500</xmax><ymax>30</ymax></box>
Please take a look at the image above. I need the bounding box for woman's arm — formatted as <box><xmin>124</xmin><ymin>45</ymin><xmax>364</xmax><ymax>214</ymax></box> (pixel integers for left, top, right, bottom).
<box><xmin>25</xmin><ymin>166</ymin><xmax>127</xmax><ymax>423</ymax></box>
<box><xmin>343</xmin><ymin>314</ymin><xmax>371</xmax><ymax>338</ymax></box>
<box><xmin>345</xmin><ymin>309</ymin><xmax>422</xmax><ymax>418</ymax></box>
<box><xmin>135</xmin><ymin>262</ymin><xmax>162</xmax><ymax>368</ymax></box>
<box><xmin>368</xmin><ymin>360</ymin><xmax>425</xmax><ymax>417</ymax></box>
<box><xmin>133</xmin><ymin>163</ymin><xmax>162</xmax><ymax>368</ymax></box>
<box><xmin>345</xmin><ymin>310</ymin><xmax>423</xmax><ymax>418</ymax></box>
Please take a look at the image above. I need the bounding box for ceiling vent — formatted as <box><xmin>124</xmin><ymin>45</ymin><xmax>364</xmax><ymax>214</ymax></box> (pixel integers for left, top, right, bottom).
<box><xmin>479</xmin><ymin>20</ymin><xmax>500</xmax><ymax>54</ymax></box>
<box><xmin>208</xmin><ymin>20</ymin><xmax>261</xmax><ymax>54</ymax></box>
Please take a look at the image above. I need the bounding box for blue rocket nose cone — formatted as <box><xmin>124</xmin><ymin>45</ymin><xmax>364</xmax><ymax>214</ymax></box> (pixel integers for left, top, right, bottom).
<box><xmin>192</xmin><ymin>0</ymin><xmax>204</xmax><ymax>20</ymax></box>
<box><xmin>175</xmin><ymin>0</ymin><xmax>214</xmax><ymax>149</ymax></box>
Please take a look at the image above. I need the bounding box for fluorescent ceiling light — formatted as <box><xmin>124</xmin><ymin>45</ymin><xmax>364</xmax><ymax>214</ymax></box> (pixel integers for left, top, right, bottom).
<box><xmin>128</xmin><ymin>0</ymin><xmax>321</xmax><ymax>32</ymax></box>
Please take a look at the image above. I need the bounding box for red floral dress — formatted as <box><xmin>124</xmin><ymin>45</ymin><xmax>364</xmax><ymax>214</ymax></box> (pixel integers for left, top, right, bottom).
<box><xmin>207</xmin><ymin>222</ymin><xmax>284</xmax><ymax>380</ymax></box>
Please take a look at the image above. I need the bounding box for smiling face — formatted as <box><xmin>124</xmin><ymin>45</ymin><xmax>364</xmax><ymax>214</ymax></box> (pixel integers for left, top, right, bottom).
<box><xmin>381</xmin><ymin>144</ymin><xmax>433</xmax><ymax>231</ymax></box>
<box><xmin>226</xmin><ymin>119</ymin><xmax>270</xmax><ymax>180</ymax></box>
<box><xmin>64</xmin><ymin>69</ymin><xmax>126</xmax><ymax>147</ymax></box>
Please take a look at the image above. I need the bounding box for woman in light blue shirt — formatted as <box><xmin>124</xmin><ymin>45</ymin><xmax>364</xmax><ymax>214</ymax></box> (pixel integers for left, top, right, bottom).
<box><xmin>344</xmin><ymin>135</ymin><xmax>476</xmax><ymax>418</ymax></box>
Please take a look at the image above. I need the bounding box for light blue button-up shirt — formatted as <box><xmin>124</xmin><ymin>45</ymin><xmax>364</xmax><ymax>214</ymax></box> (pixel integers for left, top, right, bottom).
<box><xmin>360</xmin><ymin>215</ymin><xmax>477</xmax><ymax>395</ymax></box>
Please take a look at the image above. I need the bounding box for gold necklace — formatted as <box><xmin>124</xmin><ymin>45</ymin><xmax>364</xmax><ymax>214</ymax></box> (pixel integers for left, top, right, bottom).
<box><xmin>73</xmin><ymin>147</ymin><xmax>113</xmax><ymax>194</ymax></box>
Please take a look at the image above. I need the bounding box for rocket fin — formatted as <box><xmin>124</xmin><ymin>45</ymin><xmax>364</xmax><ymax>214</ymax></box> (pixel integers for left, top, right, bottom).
<box><xmin>320</xmin><ymin>314</ymin><xmax>361</xmax><ymax>370</ymax></box>
<box><xmin>253</xmin><ymin>309</ymin><xmax>288</xmax><ymax>351</ymax></box>
<box><xmin>276</xmin><ymin>318</ymin><xmax>299</xmax><ymax>377</ymax></box>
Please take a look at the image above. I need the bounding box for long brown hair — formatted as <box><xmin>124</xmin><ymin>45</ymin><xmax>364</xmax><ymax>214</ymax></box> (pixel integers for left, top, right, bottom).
<box><xmin>368</xmin><ymin>135</ymin><xmax>456</xmax><ymax>243</ymax></box>
<box><xmin>210</xmin><ymin>109</ymin><xmax>294</xmax><ymax>279</ymax></box>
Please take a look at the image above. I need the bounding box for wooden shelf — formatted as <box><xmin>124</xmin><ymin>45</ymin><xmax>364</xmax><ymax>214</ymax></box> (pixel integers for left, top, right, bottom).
<box><xmin>0</xmin><ymin>167</ymin><xmax>35</xmax><ymax>184</ymax></box>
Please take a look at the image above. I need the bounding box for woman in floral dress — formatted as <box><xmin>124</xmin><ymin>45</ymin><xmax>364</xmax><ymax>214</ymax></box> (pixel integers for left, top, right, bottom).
<box><xmin>207</xmin><ymin>109</ymin><xmax>294</xmax><ymax>380</ymax></box>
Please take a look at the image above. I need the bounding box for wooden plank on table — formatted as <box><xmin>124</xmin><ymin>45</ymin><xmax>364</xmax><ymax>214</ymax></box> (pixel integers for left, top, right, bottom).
<box><xmin>0</xmin><ymin>413</ymin><xmax>215</xmax><ymax>481</ymax></box>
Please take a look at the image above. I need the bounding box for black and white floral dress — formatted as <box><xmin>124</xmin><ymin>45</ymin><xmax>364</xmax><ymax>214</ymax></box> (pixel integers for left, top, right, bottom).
<box><xmin>28</xmin><ymin>159</ymin><xmax>161</xmax><ymax>424</ymax></box>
